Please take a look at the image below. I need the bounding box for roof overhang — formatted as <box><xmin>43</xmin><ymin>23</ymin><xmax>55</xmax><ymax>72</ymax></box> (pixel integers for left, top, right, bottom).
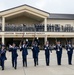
<box><xmin>48</xmin><ymin>13</ymin><xmax>74</xmax><ymax>20</ymax></box>
<box><xmin>0</xmin><ymin>4</ymin><xmax>49</xmax><ymax>20</ymax></box>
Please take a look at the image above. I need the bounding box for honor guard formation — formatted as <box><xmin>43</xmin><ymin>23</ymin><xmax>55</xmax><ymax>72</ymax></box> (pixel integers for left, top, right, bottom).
<box><xmin>0</xmin><ymin>38</ymin><xmax>74</xmax><ymax>70</ymax></box>
<box><xmin>0</xmin><ymin>4</ymin><xmax>74</xmax><ymax>72</ymax></box>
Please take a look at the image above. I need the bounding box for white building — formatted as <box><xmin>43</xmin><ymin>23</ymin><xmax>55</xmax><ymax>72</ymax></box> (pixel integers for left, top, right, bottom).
<box><xmin>0</xmin><ymin>4</ymin><xmax>74</xmax><ymax>47</ymax></box>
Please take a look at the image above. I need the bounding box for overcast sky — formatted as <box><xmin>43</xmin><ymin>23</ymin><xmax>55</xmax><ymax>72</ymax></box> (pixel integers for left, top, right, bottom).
<box><xmin>0</xmin><ymin>0</ymin><xmax>74</xmax><ymax>14</ymax></box>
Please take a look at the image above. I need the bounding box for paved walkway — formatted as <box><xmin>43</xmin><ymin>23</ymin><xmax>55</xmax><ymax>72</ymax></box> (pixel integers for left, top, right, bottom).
<box><xmin>0</xmin><ymin>50</ymin><xmax>74</xmax><ymax>75</ymax></box>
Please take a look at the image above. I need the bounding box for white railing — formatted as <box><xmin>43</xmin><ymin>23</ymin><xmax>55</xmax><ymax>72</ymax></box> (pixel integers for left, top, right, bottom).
<box><xmin>0</xmin><ymin>32</ymin><xmax>73</xmax><ymax>38</ymax></box>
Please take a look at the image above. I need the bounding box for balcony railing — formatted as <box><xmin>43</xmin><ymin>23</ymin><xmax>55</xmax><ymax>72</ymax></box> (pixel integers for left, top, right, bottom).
<box><xmin>47</xmin><ymin>24</ymin><xmax>74</xmax><ymax>32</ymax></box>
<box><xmin>5</xmin><ymin>24</ymin><xmax>44</xmax><ymax>32</ymax></box>
<box><xmin>0</xmin><ymin>24</ymin><xmax>74</xmax><ymax>32</ymax></box>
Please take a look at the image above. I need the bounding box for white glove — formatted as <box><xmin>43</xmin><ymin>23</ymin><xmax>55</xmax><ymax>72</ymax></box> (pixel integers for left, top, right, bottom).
<box><xmin>31</xmin><ymin>47</ymin><xmax>33</xmax><ymax>49</ymax></box>
<box><xmin>9</xmin><ymin>45</ymin><xmax>13</xmax><ymax>48</ymax></box>
<box><xmin>45</xmin><ymin>48</ymin><xmax>46</xmax><ymax>50</ymax></box>
<box><xmin>68</xmin><ymin>49</ymin><xmax>70</xmax><ymax>51</ymax></box>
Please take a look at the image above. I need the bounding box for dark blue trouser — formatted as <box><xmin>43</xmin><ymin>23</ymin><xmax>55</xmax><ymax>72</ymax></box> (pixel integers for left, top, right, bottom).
<box><xmin>45</xmin><ymin>55</ymin><xmax>50</xmax><ymax>66</ymax></box>
<box><xmin>57</xmin><ymin>53</ymin><xmax>62</xmax><ymax>65</ymax></box>
<box><xmin>34</xmin><ymin>56</ymin><xmax>38</xmax><ymax>66</ymax></box>
<box><xmin>22</xmin><ymin>56</ymin><xmax>27</xmax><ymax>67</ymax></box>
<box><xmin>68</xmin><ymin>54</ymin><xmax>72</xmax><ymax>64</ymax></box>
<box><xmin>12</xmin><ymin>57</ymin><xmax>17</xmax><ymax>68</ymax></box>
<box><xmin>1</xmin><ymin>59</ymin><xmax>4</xmax><ymax>69</ymax></box>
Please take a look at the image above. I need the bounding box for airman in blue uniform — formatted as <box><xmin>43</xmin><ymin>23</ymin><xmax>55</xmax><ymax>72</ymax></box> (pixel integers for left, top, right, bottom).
<box><xmin>54</xmin><ymin>41</ymin><xmax>62</xmax><ymax>65</ymax></box>
<box><xmin>31</xmin><ymin>41</ymin><xmax>40</xmax><ymax>66</ymax></box>
<box><xmin>66</xmin><ymin>41</ymin><xmax>73</xmax><ymax>65</ymax></box>
<box><xmin>9</xmin><ymin>43</ymin><xmax>18</xmax><ymax>69</ymax></box>
<box><xmin>0</xmin><ymin>45</ymin><xmax>7</xmax><ymax>70</ymax></box>
<box><xmin>20</xmin><ymin>41</ymin><xmax>28</xmax><ymax>67</ymax></box>
<box><xmin>44</xmin><ymin>41</ymin><xmax>52</xmax><ymax>66</ymax></box>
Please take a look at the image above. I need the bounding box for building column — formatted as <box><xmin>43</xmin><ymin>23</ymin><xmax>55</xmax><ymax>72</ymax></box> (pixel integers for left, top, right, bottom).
<box><xmin>44</xmin><ymin>36</ymin><xmax>47</xmax><ymax>44</ymax></box>
<box><xmin>2</xmin><ymin>36</ymin><xmax>5</xmax><ymax>44</ymax></box>
<box><xmin>2</xmin><ymin>17</ymin><xmax>5</xmax><ymax>31</ymax></box>
<box><xmin>2</xmin><ymin>17</ymin><xmax>5</xmax><ymax>44</ymax></box>
<box><xmin>44</xmin><ymin>18</ymin><xmax>47</xmax><ymax>31</ymax></box>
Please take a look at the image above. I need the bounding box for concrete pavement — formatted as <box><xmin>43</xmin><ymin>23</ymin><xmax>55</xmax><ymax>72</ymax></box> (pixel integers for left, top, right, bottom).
<box><xmin>0</xmin><ymin>50</ymin><xmax>74</xmax><ymax>75</ymax></box>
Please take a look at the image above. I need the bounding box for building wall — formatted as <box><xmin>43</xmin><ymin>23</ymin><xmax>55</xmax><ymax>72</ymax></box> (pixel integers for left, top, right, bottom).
<box><xmin>5</xmin><ymin>14</ymin><xmax>74</xmax><ymax>26</ymax></box>
<box><xmin>47</xmin><ymin>19</ymin><xmax>74</xmax><ymax>26</ymax></box>
<box><xmin>6</xmin><ymin>16</ymin><xmax>40</xmax><ymax>25</ymax></box>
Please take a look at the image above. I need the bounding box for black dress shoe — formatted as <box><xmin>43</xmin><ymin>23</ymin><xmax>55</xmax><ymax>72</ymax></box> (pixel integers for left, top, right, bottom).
<box><xmin>46</xmin><ymin>64</ymin><xmax>49</xmax><ymax>66</ymax></box>
<box><xmin>34</xmin><ymin>64</ymin><xmax>36</xmax><ymax>67</ymax></box>
<box><xmin>14</xmin><ymin>67</ymin><xmax>17</xmax><ymax>69</ymax></box>
<box><xmin>47</xmin><ymin>64</ymin><xmax>49</xmax><ymax>66</ymax></box>
<box><xmin>69</xmin><ymin>63</ymin><xmax>72</xmax><ymax>65</ymax></box>
<box><xmin>58</xmin><ymin>64</ymin><xmax>61</xmax><ymax>65</ymax></box>
<box><xmin>2</xmin><ymin>68</ymin><xmax>4</xmax><ymax>70</ymax></box>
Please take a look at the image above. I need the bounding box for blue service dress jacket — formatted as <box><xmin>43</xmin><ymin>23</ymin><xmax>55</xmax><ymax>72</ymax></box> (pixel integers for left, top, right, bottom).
<box><xmin>31</xmin><ymin>45</ymin><xmax>39</xmax><ymax>58</ymax></box>
<box><xmin>54</xmin><ymin>45</ymin><xmax>62</xmax><ymax>54</ymax></box>
<box><xmin>0</xmin><ymin>49</ymin><xmax>7</xmax><ymax>61</ymax></box>
<box><xmin>44</xmin><ymin>45</ymin><xmax>52</xmax><ymax>56</ymax></box>
<box><xmin>9</xmin><ymin>47</ymin><xmax>18</xmax><ymax>58</ymax></box>
<box><xmin>66</xmin><ymin>44</ymin><xmax>74</xmax><ymax>54</ymax></box>
<box><xmin>20</xmin><ymin>44</ymin><xmax>28</xmax><ymax>58</ymax></box>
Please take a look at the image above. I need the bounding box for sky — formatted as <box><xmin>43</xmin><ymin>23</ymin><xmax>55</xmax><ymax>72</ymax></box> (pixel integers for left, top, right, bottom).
<box><xmin>0</xmin><ymin>0</ymin><xmax>74</xmax><ymax>14</ymax></box>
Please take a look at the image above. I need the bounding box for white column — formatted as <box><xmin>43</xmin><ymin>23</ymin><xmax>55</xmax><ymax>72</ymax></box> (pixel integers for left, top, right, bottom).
<box><xmin>44</xmin><ymin>35</ymin><xmax>47</xmax><ymax>44</ymax></box>
<box><xmin>2</xmin><ymin>17</ymin><xmax>5</xmax><ymax>31</ymax></box>
<box><xmin>2</xmin><ymin>17</ymin><xmax>5</xmax><ymax>44</ymax></box>
<box><xmin>44</xmin><ymin>18</ymin><xmax>47</xmax><ymax>31</ymax></box>
<box><xmin>2</xmin><ymin>35</ymin><xmax>4</xmax><ymax>44</ymax></box>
